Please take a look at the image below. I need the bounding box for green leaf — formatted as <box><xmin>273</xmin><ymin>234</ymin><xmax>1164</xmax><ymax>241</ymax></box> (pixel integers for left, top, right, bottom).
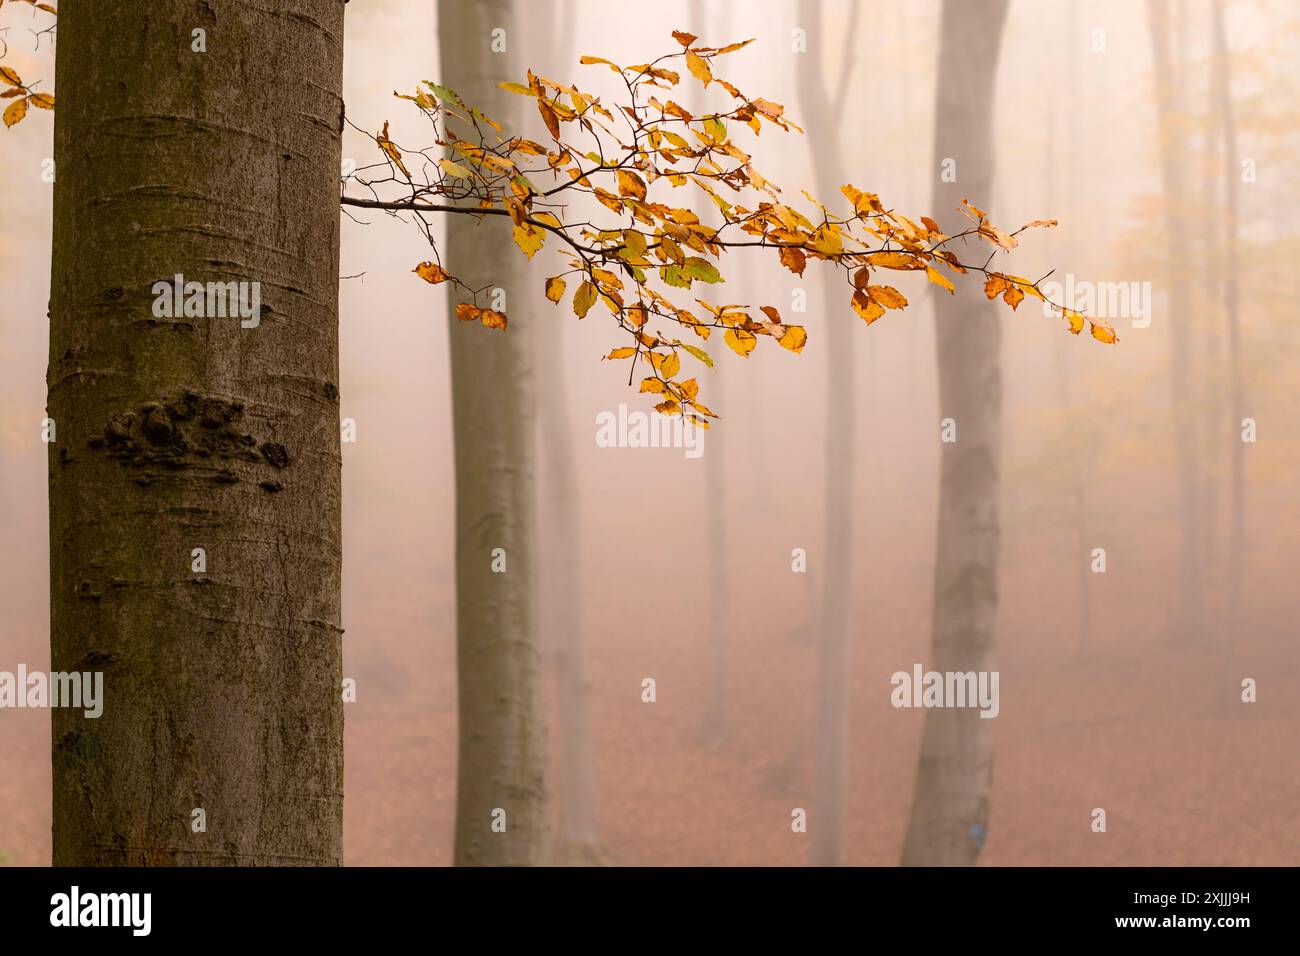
<box><xmin>684</xmin><ymin>257</ymin><xmax>723</xmax><ymax>283</ymax></box>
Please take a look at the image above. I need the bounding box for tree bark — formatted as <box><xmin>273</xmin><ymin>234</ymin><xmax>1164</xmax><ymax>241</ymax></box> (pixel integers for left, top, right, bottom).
<box><xmin>48</xmin><ymin>0</ymin><xmax>346</xmax><ymax>866</ymax></box>
<box><xmin>900</xmin><ymin>0</ymin><xmax>1008</xmax><ymax>867</ymax></box>
<box><xmin>438</xmin><ymin>0</ymin><xmax>548</xmax><ymax>866</ymax></box>
<box><xmin>797</xmin><ymin>0</ymin><xmax>858</xmax><ymax>867</ymax></box>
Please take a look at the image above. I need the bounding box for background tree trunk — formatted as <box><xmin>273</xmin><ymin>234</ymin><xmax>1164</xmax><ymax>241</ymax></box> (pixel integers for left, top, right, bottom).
<box><xmin>797</xmin><ymin>0</ymin><xmax>859</xmax><ymax>867</ymax></box>
<box><xmin>48</xmin><ymin>0</ymin><xmax>346</xmax><ymax>866</ymax></box>
<box><xmin>438</xmin><ymin>0</ymin><xmax>548</xmax><ymax>866</ymax></box>
<box><xmin>901</xmin><ymin>0</ymin><xmax>1009</xmax><ymax>867</ymax></box>
<box><xmin>527</xmin><ymin>0</ymin><xmax>599</xmax><ymax>863</ymax></box>
<box><xmin>1210</xmin><ymin>3</ymin><xmax>1244</xmax><ymax>646</ymax></box>
<box><xmin>1146</xmin><ymin>0</ymin><xmax>1204</xmax><ymax>645</ymax></box>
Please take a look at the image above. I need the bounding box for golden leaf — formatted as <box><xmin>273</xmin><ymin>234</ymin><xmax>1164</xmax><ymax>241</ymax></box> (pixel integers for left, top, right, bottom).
<box><xmin>573</xmin><ymin>281</ymin><xmax>597</xmax><ymax>318</ymax></box>
<box><xmin>3</xmin><ymin>96</ymin><xmax>28</xmax><ymax>129</ymax></box>
<box><xmin>480</xmin><ymin>309</ymin><xmax>508</xmax><ymax>330</ymax></box>
<box><xmin>413</xmin><ymin>261</ymin><xmax>449</xmax><ymax>284</ymax></box>
<box><xmin>1089</xmin><ymin>320</ymin><xmax>1118</xmax><ymax>344</ymax></box>
<box><xmin>724</xmin><ymin>328</ymin><xmax>756</xmax><ymax>357</ymax></box>
<box><xmin>778</xmin><ymin>325</ymin><xmax>807</xmax><ymax>353</ymax></box>
<box><xmin>27</xmin><ymin>92</ymin><xmax>54</xmax><ymax>110</ymax></box>
<box><xmin>616</xmin><ymin>169</ymin><xmax>647</xmax><ymax>200</ymax></box>
<box><xmin>925</xmin><ymin>266</ymin><xmax>956</xmax><ymax>294</ymax></box>
<box><xmin>686</xmin><ymin>51</ymin><xmax>712</xmax><ymax>86</ymax></box>
<box><xmin>512</xmin><ymin>222</ymin><xmax>544</xmax><ymax>259</ymax></box>
<box><xmin>605</xmin><ymin>347</ymin><xmax>636</xmax><ymax>360</ymax></box>
<box><xmin>851</xmin><ymin>290</ymin><xmax>885</xmax><ymax>324</ymax></box>
<box><xmin>545</xmin><ymin>277</ymin><xmax>566</xmax><ymax>303</ymax></box>
<box><xmin>867</xmin><ymin>285</ymin><xmax>908</xmax><ymax>310</ymax></box>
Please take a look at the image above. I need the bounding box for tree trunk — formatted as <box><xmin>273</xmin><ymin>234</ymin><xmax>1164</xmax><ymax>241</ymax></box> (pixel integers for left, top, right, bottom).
<box><xmin>1210</xmin><ymin>4</ymin><xmax>1244</xmax><ymax>647</ymax></box>
<box><xmin>526</xmin><ymin>0</ymin><xmax>597</xmax><ymax>863</ymax></box>
<box><xmin>1147</xmin><ymin>0</ymin><xmax>1204</xmax><ymax>644</ymax></box>
<box><xmin>797</xmin><ymin>0</ymin><xmax>858</xmax><ymax>867</ymax></box>
<box><xmin>48</xmin><ymin>0</ymin><xmax>346</xmax><ymax>866</ymax></box>
<box><xmin>438</xmin><ymin>0</ymin><xmax>548</xmax><ymax>866</ymax></box>
<box><xmin>900</xmin><ymin>0</ymin><xmax>1009</xmax><ymax>867</ymax></box>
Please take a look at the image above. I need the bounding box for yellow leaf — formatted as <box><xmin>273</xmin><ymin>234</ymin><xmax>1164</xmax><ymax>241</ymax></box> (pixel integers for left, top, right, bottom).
<box><xmin>27</xmin><ymin>92</ymin><xmax>54</xmax><ymax>110</ymax></box>
<box><xmin>377</xmin><ymin>121</ymin><xmax>409</xmax><ymax>178</ymax></box>
<box><xmin>604</xmin><ymin>347</ymin><xmax>636</xmax><ymax>360</ymax></box>
<box><xmin>984</xmin><ymin>274</ymin><xmax>1010</xmax><ymax>299</ymax></box>
<box><xmin>512</xmin><ymin>222</ymin><xmax>544</xmax><ymax>259</ymax></box>
<box><xmin>413</xmin><ymin>261</ymin><xmax>449</xmax><ymax>284</ymax></box>
<box><xmin>867</xmin><ymin>285</ymin><xmax>908</xmax><ymax>310</ymax></box>
<box><xmin>616</xmin><ymin>169</ymin><xmax>647</xmax><ymax>201</ymax></box>
<box><xmin>545</xmin><ymin>277</ymin><xmax>566</xmax><ymax>303</ymax></box>
<box><xmin>455</xmin><ymin>303</ymin><xmax>481</xmax><ymax>323</ymax></box>
<box><xmin>1062</xmin><ymin>307</ymin><xmax>1085</xmax><ymax>335</ymax></box>
<box><xmin>498</xmin><ymin>81</ymin><xmax>536</xmax><ymax>96</ymax></box>
<box><xmin>3</xmin><ymin>97</ymin><xmax>27</xmax><ymax>129</ymax></box>
<box><xmin>724</xmin><ymin>328</ymin><xmax>756</xmax><ymax>358</ymax></box>
<box><xmin>654</xmin><ymin>400</ymin><xmax>681</xmax><ymax>416</ymax></box>
<box><xmin>866</xmin><ymin>251</ymin><xmax>921</xmax><ymax>269</ymax></box>
<box><xmin>480</xmin><ymin>309</ymin><xmax>508</xmax><ymax>331</ymax></box>
<box><xmin>1002</xmin><ymin>286</ymin><xmax>1025</xmax><ymax>310</ymax></box>
<box><xmin>1089</xmin><ymin>320</ymin><xmax>1118</xmax><ymax>344</ymax></box>
<box><xmin>661</xmin><ymin>351</ymin><xmax>681</xmax><ymax>378</ymax></box>
<box><xmin>440</xmin><ymin>158</ymin><xmax>473</xmax><ymax>178</ymax></box>
<box><xmin>778</xmin><ymin>325</ymin><xmax>807</xmax><ymax>353</ymax></box>
<box><xmin>573</xmin><ymin>281</ymin><xmax>597</xmax><ymax>318</ymax></box>
<box><xmin>851</xmin><ymin>290</ymin><xmax>885</xmax><ymax>324</ymax></box>
<box><xmin>686</xmin><ymin>51</ymin><xmax>712</xmax><ymax>86</ymax></box>
<box><xmin>926</xmin><ymin>266</ymin><xmax>956</xmax><ymax>294</ymax></box>
<box><xmin>0</xmin><ymin>67</ymin><xmax>21</xmax><ymax>89</ymax></box>
<box><xmin>672</xmin><ymin>30</ymin><xmax>698</xmax><ymax>47</ymax></box>
<box><xmin>640</xmin><ymin>377</ymin><xmax>667</xmax><ymax>393</ymax></box>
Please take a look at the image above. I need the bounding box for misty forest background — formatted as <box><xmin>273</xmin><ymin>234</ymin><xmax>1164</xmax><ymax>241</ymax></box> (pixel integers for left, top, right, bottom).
<box><xmin>1</xmin><ymin>0</ymin><xmax>1298</xmax><ymax>865</ymax></box>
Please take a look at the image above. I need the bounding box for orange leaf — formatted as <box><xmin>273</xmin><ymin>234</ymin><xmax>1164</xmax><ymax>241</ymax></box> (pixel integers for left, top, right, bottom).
<box><xmin>413</xmin><ymin>261</ymin><xmax>449</xmax><ymax>284</ymax></box>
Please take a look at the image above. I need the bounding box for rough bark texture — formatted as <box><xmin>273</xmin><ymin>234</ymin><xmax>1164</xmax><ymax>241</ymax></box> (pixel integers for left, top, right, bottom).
<box><xmin>439</xmin><ymin>0</ymin><xmax>548</xmax><ymax>866</ymax></box>
<box><xmin>797</xmin><ymin>0</ymin><xmax>857</xmax><ymax>868</ymax></box>
<box><xmin>1146</xmin><ymin>0</ymin><xmax>1204</xmax><ymax>644</ymax></box>
<box><xmin>900</xmin><ymin>0</ymin><xmax>1008</xmax><ymax>867</ymax></box>
<box><xmin>48</xmin><ymin>0</ymin><xmax>346</xmax><ymax>866</ymax></box>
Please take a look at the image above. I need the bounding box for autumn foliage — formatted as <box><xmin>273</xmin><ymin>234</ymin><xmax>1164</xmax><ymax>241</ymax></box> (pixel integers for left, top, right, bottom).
<box><xmin>1</xmin><ymin>6</ymin><xmax>1116</xmax><ymax>425</ymax></box>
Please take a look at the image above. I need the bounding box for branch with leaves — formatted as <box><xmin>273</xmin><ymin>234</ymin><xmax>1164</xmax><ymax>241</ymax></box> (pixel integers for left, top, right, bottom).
<box><xmin>1</xmin><ymin>11</ymin><xmax>1115</xmax><ymax>426</ymax></box>
<box><xmin>0</xmin><ymin>0</ymin><xmax>56</xmax><ymax>127</ymax></box>
<box><xmin>344</xmin><ymin>31</ymin><xmax>1115</xmax><ymax>426</ymax></box>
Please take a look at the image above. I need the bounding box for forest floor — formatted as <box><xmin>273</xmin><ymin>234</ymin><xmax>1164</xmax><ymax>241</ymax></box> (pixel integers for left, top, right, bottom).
<box><xmin>3</xmin><ymin>496</ymin><xmax>1296</xmax><ymax>867</ymax></box>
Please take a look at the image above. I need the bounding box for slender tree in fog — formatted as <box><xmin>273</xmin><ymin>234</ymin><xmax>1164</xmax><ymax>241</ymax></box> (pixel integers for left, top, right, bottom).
<box><xmin>796</xmin><ymin>0</ymin><xmax>860</xmax><ymax>868</ymax></box>
<box><xmin>1146</xmin><ymin>0</ymin><xmax>1205</xmax><ymax>644</ymax></box>
<box><xmin>1210</xmin><ymin>4</ymin><xmax>1245</xmax><ymax>649</ymax></box>
<box><xmin>901</xmin><ymin>0</ymin><xmax>1009</xmax><ymax>867</ymax></box>
<box><xmin>47</xmin><ymin>0</ymin><xmax>345</xmax><ymax>865</ymax></box>
<box><xmin>528</xmin><ymin>0</ymin><xmax>600</xmax><ymax>862</ymax></box>
<box><xmin>438</xmin><ymin>0</ymin><xmax>549</xmax><ymax>865</ymax></box>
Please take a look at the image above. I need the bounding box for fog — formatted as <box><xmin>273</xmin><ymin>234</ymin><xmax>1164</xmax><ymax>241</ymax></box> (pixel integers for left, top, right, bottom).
<box><xmin>2</xmin><ymin>0</ymin><xmax>1297</xmax><ymax>865</ymax></box>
